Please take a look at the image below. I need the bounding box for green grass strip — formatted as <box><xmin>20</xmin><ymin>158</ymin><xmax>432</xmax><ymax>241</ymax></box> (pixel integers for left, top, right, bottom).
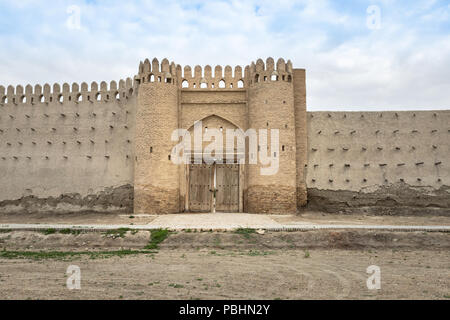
<box><xmin>234</xmin><ymin>228</ymin><xmax>256</xmax><ymax>239</ymax></box>
<box><xmin>146</xmin><ymin>229</ymin><xmax>170</xmax><ymax>249</ymax></box>
<box><xmin>0</xmin><ymin>249</ymin><xmax>157</xmax><ymax>261</ymax></box>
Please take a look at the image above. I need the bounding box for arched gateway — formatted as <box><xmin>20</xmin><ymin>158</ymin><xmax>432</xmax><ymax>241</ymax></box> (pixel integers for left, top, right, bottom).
<box><xmin>133</xmin><ymin>58</ymin><xmax>307</xmax><ymax>214</ymax></box>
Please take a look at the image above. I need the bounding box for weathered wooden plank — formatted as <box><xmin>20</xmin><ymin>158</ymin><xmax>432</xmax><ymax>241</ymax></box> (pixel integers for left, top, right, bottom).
<box><xmin>216</xmin><ymin>164</ymin><xmax>239</xmax><ymax>212</ymax></box>
<box><xmin>189</xmin><ymin>164</ymin><xmax>213</xmax><ymax>212</ymax></box>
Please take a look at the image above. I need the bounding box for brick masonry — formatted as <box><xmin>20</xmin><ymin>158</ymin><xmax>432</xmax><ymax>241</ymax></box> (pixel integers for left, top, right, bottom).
<box><xmin>0</xmin><ymin>58</ymin><xmax>448</xmax><ymax>215</ymax></box>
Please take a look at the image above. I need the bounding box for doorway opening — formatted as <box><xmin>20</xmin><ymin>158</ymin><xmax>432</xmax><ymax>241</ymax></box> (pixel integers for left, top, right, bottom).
<box><xmin>187</xmin><ymin>162</ymin><xmax>241</xmax><ymax>213</ymax></box>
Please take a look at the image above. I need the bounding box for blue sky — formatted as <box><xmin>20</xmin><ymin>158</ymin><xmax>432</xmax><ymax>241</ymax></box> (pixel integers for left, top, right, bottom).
<box><xmin>0</xmin><ymin>0</ymin><xmax>449</xmax><ymax>110</ymax></box>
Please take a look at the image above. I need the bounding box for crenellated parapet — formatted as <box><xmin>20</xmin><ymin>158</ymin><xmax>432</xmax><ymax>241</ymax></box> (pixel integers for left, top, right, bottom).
<box><xmin>248</xmin><ymin>57</ymin><xmax>293</xmax><ymax>86</ymax></box>
<box><xmin>179</xmin><ymin>64</ymin><xmax>245</xmax><ymax>89</ymax></box>
<box><xmin>0</xmin><ymin>57</ymin><xmax>294</xmax><ymax>107</ymax></box>
<box><xmin>0</xmin><ymin>78</ymin><xmax>137</xmax><ymax>106</ymax></box>
<box><xmin>137</xmin><ymin>58</ymin><xmax>178</xmax><ymax>86</ymax></box>
<box><xmin>134</xmin><ymin>57</ymin><xmax>293</xmax><ymax>90</ymax></box>
<box><xmin>137</xmin><ymin>58</ymin><xmax>245</xmax><ymax>89</ymax></box>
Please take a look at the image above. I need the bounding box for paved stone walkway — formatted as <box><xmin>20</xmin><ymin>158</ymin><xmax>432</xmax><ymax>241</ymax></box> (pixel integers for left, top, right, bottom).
<box><xmin>150</xmin><ymin>213</ymin><xmax>280</xmax><ymax>229</ymax></box>
<box><xmin>0</xmin><ymin>213</ymin><xmax>449</xmax><ymax>232</ymax></box>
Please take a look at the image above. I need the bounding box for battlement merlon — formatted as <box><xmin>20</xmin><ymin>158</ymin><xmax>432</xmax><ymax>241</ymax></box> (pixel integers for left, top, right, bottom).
<box><xmin>0</xmin><ymin>57</ymin><xmax>303</xmax><ymax>106</ymax></box>
<box><xmin>0</xmin><ymin>78</ymin><xmax>137</xmax><ymax>106</ymax></box>
<box><xmin>136</xmin><ymin>57</ymin><xmax>298</xmax><ymax>90</ymax></box>
<box><xmin>248</xmin><ymin>57</ymin><xmax>294</xmax><ymax>84</ymax></box>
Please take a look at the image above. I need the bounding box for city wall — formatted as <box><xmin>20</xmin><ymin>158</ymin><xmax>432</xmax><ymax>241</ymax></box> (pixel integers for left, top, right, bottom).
<box><xmin>0</xmin><ymin>80</ymin><xmax>137</xmax><ymax>213</ymax></box>
<box><xmin>0</xmin><ymin>57</ymin><xmax>448</xmax><ymax>215</ymax></box>
<box><xmin>306</xmin><ymin>110</ymin><xmax>450</xmax><ymax>215</ymax></box>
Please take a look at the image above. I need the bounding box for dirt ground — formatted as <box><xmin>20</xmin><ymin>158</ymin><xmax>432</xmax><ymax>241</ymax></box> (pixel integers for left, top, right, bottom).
<box><xmin>0</xmin><ymin>249</ymin><xmax>448</xmax><ymax>300</ymax></box>
<box><xmin>0</xmin><ymin>230</ymin><xmax>449</xmax><ymax>300</ymax></box>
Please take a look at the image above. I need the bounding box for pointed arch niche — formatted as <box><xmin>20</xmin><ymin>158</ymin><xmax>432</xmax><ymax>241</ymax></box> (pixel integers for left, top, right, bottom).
<box><xmin>180</xmin><ymin>114</ymin><xmax>245</xmax><ymax>213</ymax></box>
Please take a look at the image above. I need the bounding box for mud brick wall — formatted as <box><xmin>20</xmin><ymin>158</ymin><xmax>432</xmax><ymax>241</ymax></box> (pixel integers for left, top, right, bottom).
<box><xmin>247</xmin><ymin>58</ymin><xmax>297</xmax><ymax>214</ymax></box>
<box><xmin>293</xmin><ymin>69</ymin><xmax>308</xmax><ymax>208</ymax></box>
<box><xmin>133</xmin><ymin>81</ymin><xmax>179</xmax><ymax>214</ymax></box>
<box><xmin>306</xmin><ymin>111</ymin><xmax>450</xmax><ymax>215</ymax></box>
<box><xmin>6</xmin><ymin>57</ymin><xmax>445</xmax><ymax>216</ymax></box>
<box><xmin>0</xmin><ymin>80</ymin><xmax>137</xmax><ymax>214</ymax></box>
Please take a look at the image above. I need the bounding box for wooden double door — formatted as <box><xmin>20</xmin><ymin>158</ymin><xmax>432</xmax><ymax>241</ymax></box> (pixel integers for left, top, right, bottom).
<box><xmin>188</xmin><ymin>163</ymin><xmax>239</xmax><ymax>213</ymax></box>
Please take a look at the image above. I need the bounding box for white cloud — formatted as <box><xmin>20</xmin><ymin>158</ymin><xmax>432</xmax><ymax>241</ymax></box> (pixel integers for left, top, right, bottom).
<box><xmin>0</xmin><ymin>0</ymin><xmax>448</xmax><ymax>110</ymax></box>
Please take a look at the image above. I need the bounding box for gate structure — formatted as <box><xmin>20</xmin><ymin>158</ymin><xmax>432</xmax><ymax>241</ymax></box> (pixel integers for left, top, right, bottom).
<box><xmin>2</xmin><ymin>57</ymin><xmax>447</xmax><ymax>216</ymax></box>
<box><xmin>132</xmin><ymin>57</ymin><xmax>308</xmax><ymax>214</ymax></box>
<box><xmin>188</xmin><ymin>163</ymin><xmax>240</xmax><ymax>213</ymax></box>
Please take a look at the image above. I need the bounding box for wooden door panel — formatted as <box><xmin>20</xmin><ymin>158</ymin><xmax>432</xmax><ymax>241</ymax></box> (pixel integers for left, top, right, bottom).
<box><xmin>216</xmin><ymin>164</ymin><xmax>239</xmax><ymax>212</ymax></box>
<box><xmin>189</xmin><ymin>164</ymin><xmax>212</xmax><ymax>212</ymax></box>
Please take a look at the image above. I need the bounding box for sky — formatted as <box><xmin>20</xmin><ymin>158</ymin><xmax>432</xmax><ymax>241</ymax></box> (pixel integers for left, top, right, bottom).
<box><xmin>0</xmin><ymin>0</ymin><xmax>449</xmax><ymax>111</ymax></box>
